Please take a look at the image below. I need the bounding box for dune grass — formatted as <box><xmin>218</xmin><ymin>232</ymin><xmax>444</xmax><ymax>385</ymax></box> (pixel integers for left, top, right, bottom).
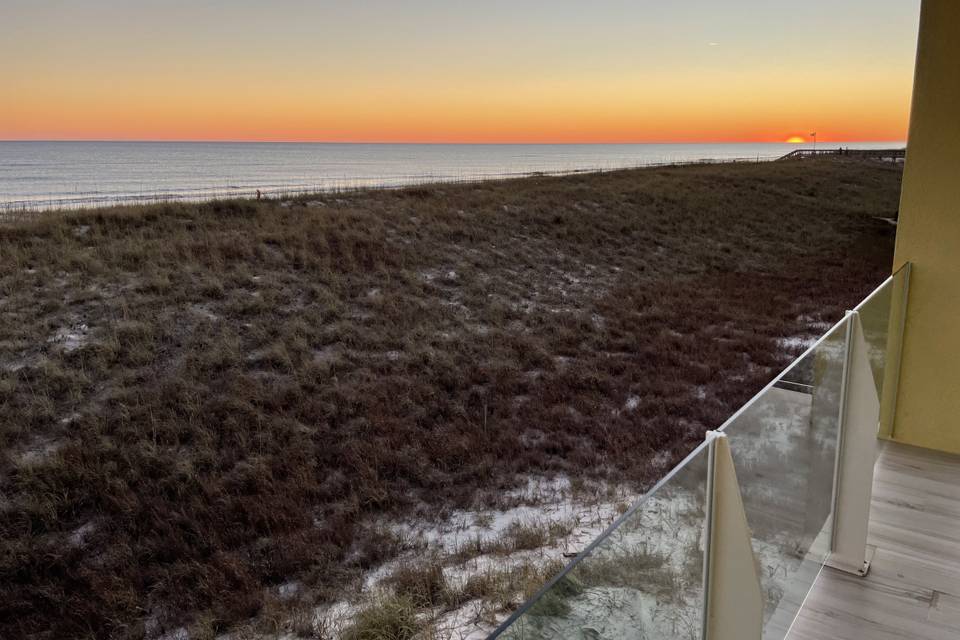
<box><xmin>0</xmin><ymin>157</ymin><xmax>901</xmax><ymax>638</ymax></box>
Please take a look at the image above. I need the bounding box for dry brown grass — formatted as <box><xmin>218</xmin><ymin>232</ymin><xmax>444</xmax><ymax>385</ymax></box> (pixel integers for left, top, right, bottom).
<box><xmin>0</xmin><ymin>158</ymin><xmax>900</xmax><ymax>638</ymax></box>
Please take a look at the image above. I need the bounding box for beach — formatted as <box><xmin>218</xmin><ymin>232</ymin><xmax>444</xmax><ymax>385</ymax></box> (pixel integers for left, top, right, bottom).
<box><xmin>0</xmin><ymin>157</ymin><xmax>902</xmax><ymax>639</ymax></box>
<box><xmin>0</xmin><ymin>141</ymin><xmax>904</xmax><ymax>213</ymax></box>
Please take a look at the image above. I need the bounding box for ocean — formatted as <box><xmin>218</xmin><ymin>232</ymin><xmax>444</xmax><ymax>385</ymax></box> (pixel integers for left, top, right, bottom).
<box><xmin>0</xmin><ymin>141</ymin><xmax>903</xmax><ymax>211</ymax></box>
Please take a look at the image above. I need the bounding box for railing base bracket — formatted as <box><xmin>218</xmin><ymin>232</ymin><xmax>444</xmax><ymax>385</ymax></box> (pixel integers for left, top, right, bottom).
<box><xmin>826</xmin><ymin>545</ymin><xmax>876</xmax><ymax>577</ymax></box>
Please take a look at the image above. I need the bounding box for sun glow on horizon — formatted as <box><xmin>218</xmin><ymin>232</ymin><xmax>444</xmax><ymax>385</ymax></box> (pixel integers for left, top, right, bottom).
<box><xmin>0</xmin><ymin>1</ymin><xmax>920</xmax><ymax>143</ymax></box>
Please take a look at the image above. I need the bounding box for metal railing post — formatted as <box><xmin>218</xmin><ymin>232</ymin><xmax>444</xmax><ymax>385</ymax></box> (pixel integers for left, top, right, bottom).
<box><xmin>700</xmin><ymin>433</ymin><xmax>717</xmax><ymax>637</ymax></box>
<box><xmin>700</xmin><ymin>431</ymin><xmax>763</xmax><ymax>640</ymax></box>
<box><xmin>826</xmin><ymin>311</ymin><xmax>881</xmax><ymax>575</ymax></box>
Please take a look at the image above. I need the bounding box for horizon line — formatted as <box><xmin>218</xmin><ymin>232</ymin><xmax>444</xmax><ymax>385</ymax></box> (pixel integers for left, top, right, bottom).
<box><xmin>0</xmin><ymin>138</ymin><xmax>908</xmax><ymax>145</ymax></box>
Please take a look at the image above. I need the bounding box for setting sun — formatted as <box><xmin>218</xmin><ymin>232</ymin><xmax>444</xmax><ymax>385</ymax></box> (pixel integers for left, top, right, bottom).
<box><xmin>786</xmin><ymin>136</ymin><xmax>808</xmax><ymax>143</ymax></box>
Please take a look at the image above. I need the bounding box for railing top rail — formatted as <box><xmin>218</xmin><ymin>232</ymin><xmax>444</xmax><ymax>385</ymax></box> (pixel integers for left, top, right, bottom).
<box><xmin>853</xmin><ymin>278</ymin><xmax>893</xmax><ymax>314</ymax></box>
<box><xmin>853</xmin><ymin>263</ymin><xmax>909</xmax><ymax>313</ymax></box>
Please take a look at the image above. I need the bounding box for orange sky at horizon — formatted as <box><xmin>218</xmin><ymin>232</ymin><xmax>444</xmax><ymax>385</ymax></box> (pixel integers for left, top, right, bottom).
<box><xmin>1</xmin><ymin>1</ymin><xmax>921</xmax><ymax>144</ymax></box>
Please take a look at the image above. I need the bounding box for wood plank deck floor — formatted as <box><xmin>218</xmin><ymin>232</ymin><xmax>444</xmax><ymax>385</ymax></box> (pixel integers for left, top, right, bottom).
<box><xmin>787</xmin><ymin>441</ymin><xmax>960</xmax><ymax>640</ymax></box>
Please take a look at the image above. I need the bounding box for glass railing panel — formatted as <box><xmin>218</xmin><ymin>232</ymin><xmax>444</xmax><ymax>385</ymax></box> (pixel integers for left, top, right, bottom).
<box><xmin>719</xmin><ymin>318</ymin><xmax>848</xmax><ymax>640</ymax></box>
<box><xmin>854</xmin><ymin>275</ymin><xmax>895</xmax><ymax>396</ymax></box>
<box><xmin>490</xmin><ymin>441</ymin><xmax>711</xmax><ymax>640</ymax></box>
<box><xmin>878</xmin><ymin>264</ymin><xmax>910</xmax><ymax>438</ymax></box>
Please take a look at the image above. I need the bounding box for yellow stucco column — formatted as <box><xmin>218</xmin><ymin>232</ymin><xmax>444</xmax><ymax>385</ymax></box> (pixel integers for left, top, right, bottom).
<box><xmin>891</xmin><ymin>0</ymin><xmax>960</xmax><ymax>453</ymax></box>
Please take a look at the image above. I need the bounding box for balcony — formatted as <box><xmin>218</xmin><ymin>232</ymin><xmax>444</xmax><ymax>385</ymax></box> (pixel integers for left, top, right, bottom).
<box><xmin>789</xmin><ymin>440</ymin><xmax>960</xmax><ymax>639</ymax></box>
<box><xmin>485</xmin><ymin>263</ymin><xmax>960</xmax><ymax>639</ymax></box>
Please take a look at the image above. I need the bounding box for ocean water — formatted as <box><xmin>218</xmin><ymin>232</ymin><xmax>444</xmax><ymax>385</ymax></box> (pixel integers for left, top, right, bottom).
<box><xmin>0</xmin><ymin>141</ymin><xmax>903</xmax><ymax>211</ymax></box>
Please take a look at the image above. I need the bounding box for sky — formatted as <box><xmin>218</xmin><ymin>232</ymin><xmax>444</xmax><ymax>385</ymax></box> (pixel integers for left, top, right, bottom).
<box><xmin>1</xmin><ymin>0</ymin><xmax>921</xmax><ymax>143</ymax></box>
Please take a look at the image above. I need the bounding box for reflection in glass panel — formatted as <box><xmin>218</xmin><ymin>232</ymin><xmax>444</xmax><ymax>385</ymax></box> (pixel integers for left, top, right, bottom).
<box><xmin>720</xmin><ymin>319</ymin><xmax>847</xmax><ymax>640</ymax></box>
<box><xmin>492</xmin><ymin>443</ymin><xmax>710</xmax><ymax>640</ymax></box>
